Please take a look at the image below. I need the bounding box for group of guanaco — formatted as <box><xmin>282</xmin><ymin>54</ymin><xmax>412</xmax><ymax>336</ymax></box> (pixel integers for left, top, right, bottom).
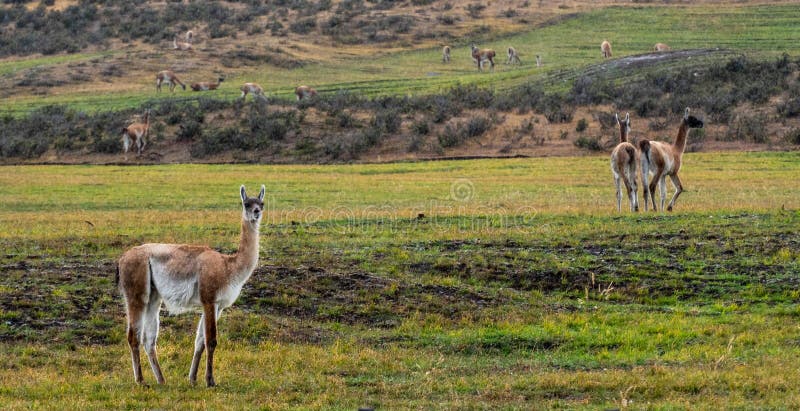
<box><xmin>442</xmin><ymin>44</ymin><xmax>540</xmax><ymax>71</ymax></box>
<box><xmin>123</xmin><ymin>30</ymin><xmax>318</xmax><ymax>158</ymax></box>
<box><xmin>611</xmin><ymin>108</ymin><xmax>704</xmax><ymax>213</ymax></box>
<box><xmin>601</xmin><ymin>39</ymin><xmax>672</xmax><ymax>59</ymax></box>
<box><xmin>602</xmin><ymin>40</ymin><xmax>704</xmax><ymax>213</ymax></box>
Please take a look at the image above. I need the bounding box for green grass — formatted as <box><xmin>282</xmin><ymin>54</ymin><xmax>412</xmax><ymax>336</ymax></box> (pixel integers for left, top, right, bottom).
<box><xmin>0</xmin><ymin>51</ymin><xmax>114</xmax><ymax>77</ymax></box>
<box><xmin>1</xmin><ymin>152</ymin><xmax>799</xmax><ymax>408</ymax></box>
<box><xmin>2</xmin><ymin>4</ymin><xmax>800</xmax><ymax>115</ymax></box>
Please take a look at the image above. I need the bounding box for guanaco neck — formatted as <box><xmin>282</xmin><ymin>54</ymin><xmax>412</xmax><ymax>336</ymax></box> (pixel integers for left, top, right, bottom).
<box><xmin>674</xmin><ymin>120</ymin><xmax>689</xmax><ymax>154</ymax></box>
<box><xmin>618</xmin><ymin>123</ymin><xmax>627</xmax><ymax>143</ymax></box>
<box><xmin>232</xmin><ymin>218</ymin><xmax>260</xmax><ymax>281</ymax></box>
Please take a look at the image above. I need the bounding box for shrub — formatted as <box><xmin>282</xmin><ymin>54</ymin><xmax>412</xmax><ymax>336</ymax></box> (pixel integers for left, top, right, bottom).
<box><xmin>465</xmin><ymin>116</ymin><xmax>491</xmax><ymax>138</ymax></box>
<box><xmin>177</xmin><ymin>120</ymin><xmax>202</xmax><ymax>142</ymax></box>
<box><xmin>437</xmin><ymin>123</ymin><xmax>462</xmax><ymax>148</ymax></box>
<box><xmin>466</xmin><ymin>3</ymin><xmax>485</xmax><ymax>18</ymax></box>
<box><xmin>192</xmin><ymin>127</ymin><xmax>248</xmax><ymax>157</ymax></box>
<box><xmin>575</xmin><ymin>118</ymin><xmax>588</xmax><ymax>133</ymax></box>
<box><xmin>407</xmin><ymin>134</ymin><xmax>425</xmax><ymax>152</ymax></box>
<box><xmin>573</xmin><ymin>136</ymin><xmax>604</xmax><ymax>151</ymax></box>
<box><xmin>437</xmin><ymin>116</ymin><xmax>491</xmax><ymax>148</ymax></box>
<box><xmin>290</xmin><ymin>17</ymin><xmax>316</xmax><ymax>34</ymax></box>
<box><xmin>777</xmin><ymin>97</ymin><xmax>800</xmax><ymax>118</ymax></box>
<box><xmin>336</xmin><ymin>111</ymin><xmax>357</xmax><ymax>128</ymax></box>
<box><xmin>726</xmin><ymin>114</ymin><xmax>768</xmax><ymax>143</ymax></box>
<box><xmin>372</xmin><ymin>108</ymin><xmax>401</xmax><ymax>134</ymax></box>
<box><xmin>92</xmin><ymin>134</ymin><xmax>121</xmax><ymax>154</ymax></box>
<box><xmin>785</xmin><ymin>128</ymin><xmax>800</xmax><ymax>145</ymax></box>
<box><xmin>411</xmin><ymin>119</ymin><xmax>430</xmax><ymax>135</ymax></box>
<box><xmin>437</xmin><ymin>15</ymin><xmax>457</xmax><ymax>25</ymax></box>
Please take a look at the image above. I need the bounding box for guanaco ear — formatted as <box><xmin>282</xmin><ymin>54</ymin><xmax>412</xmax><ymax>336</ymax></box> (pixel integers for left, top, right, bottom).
<box><xmin>684</xmin><ymin>107</ymin><xmax>690</xmax><ymax>120</ymax></box>
<box><xmin>625</xmin><ymin>112</ymin><xmax>630</xmax><ymax>126</ymax></box>
<box><xmin>240</xmin><ymin>185</ymin><xmax>247</xmax><ymax>203</ymax></box>
<box><xmin>258</xmin><ymin>185</ymin><xmax>265</xmax><ymax>201</ymax></box>
<box><xmin>615</xmin><ymin>113</ymin><xmax>619</xmax><ymax>124</ymax></box>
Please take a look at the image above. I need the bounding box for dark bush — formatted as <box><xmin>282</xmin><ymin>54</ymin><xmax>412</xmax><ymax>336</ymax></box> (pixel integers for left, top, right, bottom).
<box><xmin>451</xmin><ymin>84</ymin><xmax>493</xmax><ymax>109</ymax></box>
<box><xmin>437</xmin><ymin>123</ymin><xmax>462</xmax><ymax>148</ymax></box>
<box><xmin>726</xmin><ymin>114</ymin><xmax>768</xmax><ymax>143</ymax></box>
<box><xmin>290</xmin><ymin>17</ymin><xmax>316</xmax><ymax>34</ymax></box>
<box><xmin>573</xmin><ymin>136</ymin><xmax>604</xmax><ymax>151</ymax></box>
<box><xmin>92</xmin><ymin>134</ymin><xmax>121</xmax><ymax>154</ymax></box>
<box><xmin>192</xmin><ymin>127</ymin><xmax>249</xmax><ymax>157</ymax></box>
<box><xmin>437</xmin><ymin>116</ymin><xmax>491</xmax><ymax>148</ymax></box>
<box><xmin>336</xmin><ymin>111</ymin><xmax>357</xmax><ymax>128</ymax></box>
<box><xmin>412</xmin><ymin>119</ymin><xmax>430</xmax><ymax>135</ymax></box>
<box><xmin>777</xmin><ymin>97</ymin><xmax>800</xmax><ymax>118</ymax></box>
<box><xmin>177</xmin><ymin>120</ymin><xmax>202</xmax><ymax>142</ymax></box>
<box><xmin>785</xmin><ymin>128</ymin><xmax>800</xmax><ymax>145</ymax></box>
<box><xmin>466</xmin><ymin>3</ymin><xmax>485</xmax><ymax>18</ymax></box>
<box><xmin>576</xmin><ymin>118</ymin><xmax>588</xmax><ymax>133</ymax></box>
<box><xmin>437</xmin><ymin>15</ymin><xmax>457</xmax><ymax>25</ymax></box>
<box><xmin>372</xmin><ymin>108</ymin><xmax>401</xmax><ymax>133</ymax></box>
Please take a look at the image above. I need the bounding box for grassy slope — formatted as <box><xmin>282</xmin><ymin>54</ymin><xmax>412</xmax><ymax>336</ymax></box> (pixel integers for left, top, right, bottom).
<box><xmin>2</xmin><ymin>4</ymin><xmax>799</xmax><ymax>115</ymax></box>
<box><xmin>0</xmin><ymin>152</ymin><xmax>798</xmax><ymax>408</ymax></box>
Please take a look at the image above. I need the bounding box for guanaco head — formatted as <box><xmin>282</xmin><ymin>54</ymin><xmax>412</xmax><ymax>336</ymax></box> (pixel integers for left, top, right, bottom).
<box><xmin>240</xmin><ymin>185</ymin><xmax>266</xmax><ymax>225</ymax></box>
<box><xmin>683</xmin><ymin>107</ymin><xmax>704</xmax><ymax>129</ymax></box>
<box><xmin>615</xmin><ymin>112</ymin><xmax>630</xmax><ymax>139</ymax></box>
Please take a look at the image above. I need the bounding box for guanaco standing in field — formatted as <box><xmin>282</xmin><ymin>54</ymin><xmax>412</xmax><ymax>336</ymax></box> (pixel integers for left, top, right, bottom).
<box><xmin>156</xmin><ymin>70</ymin><xmax>186</xmax><ymax>92</ymax></box>
<box><xmin>601</xmin><ymin>40</ymin><xmax>612</xmax><ymax>58</ymax></box>
<box><xmin>295</xmin><ymin>85</ymin><xmax>318</xmax><ymax>100</ymax></box>
<box><xmin>506</xmin><ymin>46</ymin><xmax>521</xmax><ymax>65</ymax></box>
<box><xmin>638</xmin><ymin>108</ymin><xmax>704</xmax><ymax>212</ymax></box>
<box><xmin>471</xmin><ymin>44</ymin><xmax>496</xmax><ymax>72</ymax></box>
<box><xmin>122</xmin><ymin>109</ymin><xmax>150</xmax><ymax>159</ymax></box>
<box><xmin>118</xmin><ymin>185</ymin><xmax>265</xmax><ymax>387</ymax></box>
<box><xmin>240</xmin><ymin>83</ymin><xmax>266</xmax><ymax>102</ymax></box>
<box><xmin>610</xmin><ymin>113</ymin><xmax>638</xmax><ymax>212</ymax></box>
<box><xmin>442</xmin><ymin>45</ymin><xmax>451</xmax><ymax>63</ymax></box>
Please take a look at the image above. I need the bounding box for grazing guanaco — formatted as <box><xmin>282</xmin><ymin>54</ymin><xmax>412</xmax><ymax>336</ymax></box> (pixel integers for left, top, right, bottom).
<box><xmin>118</xmin><ymin>185</ymin><xmax>265</xmax><ymax>387</ymax></box>
<box><xmin>240</xmin><ymin>83</ymin><xmax>266</xmax><ymax>101</ymax></box>
<box><xmin>506</xmin><ymin>46</ymin><xmax>521</xmax><ymax>65</ymax></box>
<box><xmin>639</xmin><ymin>108</ymin><xmax>704</xmax><ymax>212</ymax></box>
<box><xmin>653</xmin><ymin>43</ymin><xmax>671</xmax><ymax>52</ymax></box>
<box><xmin>122</xmin><ymin>109</ymin><xmax>150</xmax><ymax>159</ymax></box>
<box><xmin>442</xmin><ymin>45</ymin><xmax>451</xmax><ymax>63</ymax></box>
<box><xmin>156</xmin><ymin>70</ymin><xmax>186</xmax><ymax>92</ymax></box>
<box><xmin>191</xmin><ymin>77</ymin><xmax>224</xmax><ymax>92</ymax></box>
<box><xmin>295</xmin><ymin>85</ymin><xmax>317</xmax><ymax>100</ymax></box>
<box><xmin>470</xmin><ymin>44</ymin><xmax>496</xmax><ymax>72</ymax></box>
<box><xmin>601</xmin><ymin>40</ymin><xmax>612</xmax><ymax>58</ymax></box>
<box><xmin>610</xmin><ymin>113</ymin><xmax>638</xmax><ymax>212</ymax></box>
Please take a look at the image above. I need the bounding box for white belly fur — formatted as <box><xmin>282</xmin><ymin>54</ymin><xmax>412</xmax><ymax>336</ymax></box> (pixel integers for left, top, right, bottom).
<box><xmin>149</xmin><ymin>259</ymin><xmax>201</xmax><ymax>314</ymax></box>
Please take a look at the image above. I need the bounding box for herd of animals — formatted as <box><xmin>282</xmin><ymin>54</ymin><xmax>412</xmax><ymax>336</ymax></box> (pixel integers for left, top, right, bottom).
<box><xmin>611</xmin><ymin>107</ymin><xmax>704</xmax><ymax>214</ymax></box>
<box><xmin>116</xmin><ymin>33</ymin><xmax>696</xmax><ymax>387</ymax></box>
<box><xmin>123</xmin><ymin>35</ymin><xmax>670</xmax><ymax>159</ymax></box>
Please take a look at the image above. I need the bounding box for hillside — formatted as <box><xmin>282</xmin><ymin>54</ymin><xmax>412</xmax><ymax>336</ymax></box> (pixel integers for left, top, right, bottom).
<box><xmin>1</xmin><ymin>1</ymin><xmax>799</xmax><ymax>163</ymax></box>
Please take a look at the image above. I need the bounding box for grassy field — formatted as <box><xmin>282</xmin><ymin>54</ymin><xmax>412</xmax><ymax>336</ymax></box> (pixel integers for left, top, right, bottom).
<box><xmin>1</xmin><ymin>152</ymin><xmax>799</xmax><ymax>408</ymax></box>
<box><xmin>2</xmin><ymin>4</ymin><xmax>799</xmax><ymax>115</ymax></box>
